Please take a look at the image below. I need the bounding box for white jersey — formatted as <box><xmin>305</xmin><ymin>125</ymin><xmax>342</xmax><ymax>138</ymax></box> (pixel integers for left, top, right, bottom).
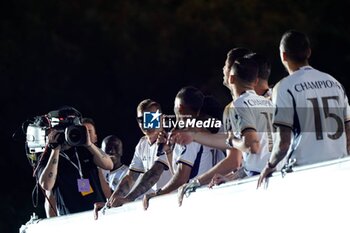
<box><xmin>129</xmin><ymin>136</ymin><xmax>172</xmax><ymax>191</ymax></box>
<box><xmin>101</xmin><ymin>165</ymin><xmax>129</xmax><ymax>191</ymax></box>
<box><xmin>222</xmin><ymin>88</ymin><xmax>271</xmax><ymax>133</ymax></box>
<box><xmin>222</xmin><ymin>101</ymin><xmax>234</xmax><ymax>133</ymax></box>
<box><xmin>273</xmin><ymin>66</ymin><xmax>350</xmax><ymax>165</ymax></box>
<box><xmin>172</xmin><ymin>142</ymin><xmax>223</xmax><ymax>179</ymax></box>
<box><xmin>229</xmin><ymin>90</ymin><xmax>274</xmax><ymax>173</ymax></box>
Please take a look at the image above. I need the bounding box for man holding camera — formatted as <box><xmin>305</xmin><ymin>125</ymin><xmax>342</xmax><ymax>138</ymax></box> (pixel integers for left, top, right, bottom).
<box><xmin>37</xmin><ymin>106</ymin><xmax>113</xmax><ymax>215</ymax></box>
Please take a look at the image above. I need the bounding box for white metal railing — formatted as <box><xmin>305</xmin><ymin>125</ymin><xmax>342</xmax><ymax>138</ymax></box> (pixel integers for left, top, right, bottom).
<box><xmin>20</xmin><ymin>157</ymin><xmax>350</xmax><ymax>233</ymax></box>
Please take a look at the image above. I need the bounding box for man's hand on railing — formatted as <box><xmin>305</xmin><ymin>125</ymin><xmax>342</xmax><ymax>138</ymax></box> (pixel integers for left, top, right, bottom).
<box><xmin>177</xmin><ymin>179</ymin><xmax>201</xmax><ymax>207</ymax></box>
<box><xmin>143</xmin><ymin>192</ymin><xmax>157</xmax><ymax>210</ymax></box>
<box><xmin>93</xmin><ymin>202</ymin><xmax>106</xmax><ymax>220</ymax></box>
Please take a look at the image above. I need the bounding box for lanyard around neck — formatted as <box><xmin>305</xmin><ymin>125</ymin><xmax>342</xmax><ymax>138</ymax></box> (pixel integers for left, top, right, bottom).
<box><xmin>60</xmin><ymin>148</ymin><xmax>83</xmax><ymax>178</ymax></box>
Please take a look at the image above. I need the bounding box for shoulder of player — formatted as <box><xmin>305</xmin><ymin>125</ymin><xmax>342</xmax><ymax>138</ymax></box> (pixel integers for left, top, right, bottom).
<box><xmin>201</xmin><ymin>144</ymin><xmax>219</xmax><ymax>153</ymax></box>
<box><xmin>222</xmin><ymin>101</ymin><xmax>234</xmax><ymax>122</ymax></box>
<box><xmin>134</xmin><ymin>136</ymin><xmax>151</xmax><ymax>153</ymax></box>
<box><xmin>274</xmin><ymin>75</ymin><xmax>291</xmax><ymax>88</ymax></box>
<box><xmin>232</xmin><ymin>94</ymin><xmax>246</xmax><ymax>105</ymax></box>
<box><xmin>321</xmin><ymin>72</ymin><xmax>345</xmax><ymax>90</ymax></box>
<box><xmin>224</xmin><ymin>101</ymin><xmax>234</xmax><ymax>110</ymax></box>
<box><xmin>175</xmin><ymin>141</ymin><xmax>202</xmax><ymax>153</ymax></box>
<box><xmin>271</xmin><ymin>77</ymin><xmax>292</xmax><ymax>98</ymax></box>
<box><xmin>176</xmin><ymin>143</ymin><xmax>213</xmax><ymax>161</ymax></box>
<box><xmin>137</xmin><ymin>136</ymin><xmax>149</xmax><ymax>145</ymax></box>
<box><xmin>233</xmin><ymin>92</ymin><xmax>262</xmax><ymax>106</ymax></box>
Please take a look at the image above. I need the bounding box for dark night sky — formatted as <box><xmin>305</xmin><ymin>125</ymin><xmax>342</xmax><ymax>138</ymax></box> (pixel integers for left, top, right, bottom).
<box><xmin>1</xmin><ymin>1</ymin><xmax>350</xmax><ymax>232</ymax></box>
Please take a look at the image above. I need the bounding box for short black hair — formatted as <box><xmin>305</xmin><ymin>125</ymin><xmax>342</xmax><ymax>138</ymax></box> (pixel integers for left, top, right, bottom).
<box><xmin>231</xmin><ymin>57</ymin><xmax>258</xmax><ymax>84</ymax></box>
<box><xmin>280</xmin><ymin>30</ymin><xmax>310</xmax><ymax>63</ymax></box>
<box><xmin>245</xmin><ymin>53</ymin><xmax>271</xmax><ymax>81</ymax></box>
<box><xmin>226</xmin><ymin>47</ymin><xmax>252</xmax><ymax>69</ymax></box>
<box><xmin>82</xmin><ymin>117</ymin><xmax>95</xmax><ymax>127</ymax></box>
<box><xmin>176</xmin><ymin>86</ymin><xmax>204</xmax><ymax>114</ymax></box>
<box><xmin>102</xmin><ymin>135</ymin><xmax>123</xmax><ymax>156</ymax></box>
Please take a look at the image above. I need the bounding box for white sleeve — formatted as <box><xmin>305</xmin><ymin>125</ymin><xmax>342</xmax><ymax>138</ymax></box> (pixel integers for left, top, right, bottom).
<box><xmin>176</xmin><ymin>143</ymin><xmax>201</xmax><ymax>167</ymax></box>
<box><xmin>129</xmin><ymin>140</ymin><xmax>145</xmax><ymax>173</ymax></box>
<box><xmin>154</xmin><ymin>152</ymin><xmax>170</xmax><ymax>170</ymax></box>
<box><xmin>272</xmin><ymin>81</ymin><xmax>294</xmax><ymax>128</ymax></box>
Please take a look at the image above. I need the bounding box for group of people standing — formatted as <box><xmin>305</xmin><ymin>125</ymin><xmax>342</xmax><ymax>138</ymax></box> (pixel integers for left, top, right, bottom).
<box><xmin>36</xmin><ymin>30</ymin><xmax>350</xmax><ymax>219</ymax></box>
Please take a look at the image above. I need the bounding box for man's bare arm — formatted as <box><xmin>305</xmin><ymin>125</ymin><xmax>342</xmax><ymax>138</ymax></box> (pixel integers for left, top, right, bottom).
<box><xmin>111</xmin><ymin>170</ymin><xmax>140</xmax><ymax>197</ymax></box>
<box><xmin>98</xmin><ymin>168</ymin><xmax>112</xmax><ymax>199</ymax></box>
<box><xmin>174</xmin><ymin>131</ymin><xmax>228</xmax><ymax>150</ymax></box>
<box><xmin>124</xmin><ymin>162</ymin><xmax>167</xmax><ymax>201</ymax></box>
<box><xmin>232</xmin><ymin>129</ymin><xmax>260</xmax><ymax>154</ymax></box>
<box><xmin>257</xmin><ymin>125</ymin><xmax>292</xmax><ymax>188</ymax></box>
<box><xmin>269</xmin><ymin>125</ymin><xmax>292</xmax><ymax>166</ymax></box>
<box><xmin>88</xmin><ymin>145</ymin><xmax>113</xmax><ymax>170</ymax></box>
<box><xmin>345</xmin><ymin>121</ymin><xmax>350</xmax><ymax>155</ymax></box>
<box><xmin>39</xmin><ymin>149</ymin><xmax>60</xmax><ymax>191</ymax></box>
<box><xmin>158</xmin><ymin>163</ymin><xmax>192</xmax><ymax>195</ymax></box>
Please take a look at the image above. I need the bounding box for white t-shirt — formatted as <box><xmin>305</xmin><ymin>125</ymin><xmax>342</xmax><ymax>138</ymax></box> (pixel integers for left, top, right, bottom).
<box><xmin>101</xmin><ymin>165</ymin><xmax>129</xmax><ymax>191</ymax></box>
<box><xmin>172</xmin><ymin>142</ymin><xmax>223</xmax><ymax>179</ymax></box>
<box><xmin>273</xmin><ymin>66</ymin><xmax>350</xmax><ymax>165</ymax></box>
<box><xmin>129</xmin><ymin>136</ymin><xmax>172</xmax><ymax>191</ymax></box>
<box><xmin>229</xmin><ymin>90</ymin><xmax>274</xmax><ymax>173</ymax></box>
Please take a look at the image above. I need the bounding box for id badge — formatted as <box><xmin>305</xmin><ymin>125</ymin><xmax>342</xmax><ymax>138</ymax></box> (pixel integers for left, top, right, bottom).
<box><xmin>77</xmin><ymin>178</ymin><xmax>91</xmax><ymax>192</ymax></box>
<box><xmin>78</xmin><ymin>178</ymin><xmax>94</xmax><ymax>196</ymax></box>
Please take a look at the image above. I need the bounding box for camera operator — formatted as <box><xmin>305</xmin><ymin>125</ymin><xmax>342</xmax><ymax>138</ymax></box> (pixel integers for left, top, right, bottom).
<box><xmin>37</xmin><ymin>107</ymin><xmax>113</xmax><ymax>215</ymax></box>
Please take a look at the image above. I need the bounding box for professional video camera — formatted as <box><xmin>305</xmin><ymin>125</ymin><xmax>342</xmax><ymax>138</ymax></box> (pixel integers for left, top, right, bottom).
<box><xmin>25</xmin><ymin>107</ymin><xmax>87</xmax><ymax>156</ymax></box>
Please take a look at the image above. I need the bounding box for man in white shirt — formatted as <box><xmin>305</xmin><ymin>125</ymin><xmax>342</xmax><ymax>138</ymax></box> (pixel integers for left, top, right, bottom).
<box><xmin>177</xmin><ymin>48</ymin><xmax>251</xmax><ymax>193</ymax></box>
<box><xmin>257</xmin><ymin>30</ymin><xmax>350</xmax><ymax>187</ymax></box>
<box><xmin>104</xmin><ymin>99</ymin><xmax>172</xmax><ymax>209</ymax></box>
<box><xmin>202</xmin><ymin>56</ymin><xmax>274</xmax><ymax>175</ymax></box>
<box><xmin>100</xmin><ymin>135</ymin><xmax>129</xmax><ymax>193</ymax></box>
<box><xmin>143</xmin><ymin>86</ymin><xmax>224</xmax><ymax>209</ymax></box>
<box><xmin>176</xmin><ymin>52</ymin><xmax>275</xmax><ymax>205</ymax></box>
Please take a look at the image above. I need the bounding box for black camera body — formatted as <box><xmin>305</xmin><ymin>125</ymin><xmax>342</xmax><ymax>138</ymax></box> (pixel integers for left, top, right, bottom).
<box><xmin>25</xmin><ymin>107</ymin><xmax>87</xmax><ymax>153</ymax></box>
<box><xmin>51</xmin><ymin>117</ymin><xmax>87</xmax><ymax>147</ymax></box>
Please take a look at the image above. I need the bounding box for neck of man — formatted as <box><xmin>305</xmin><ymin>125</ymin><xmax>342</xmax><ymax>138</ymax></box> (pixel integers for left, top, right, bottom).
<box><xmin>229</xmin><ymin>89</ymin><xmax>236</xmax><ymax>101</ymax></box>
<box><xmin>255</xmin><ymin>80</ymin><xmax>269</xmax><ymax>96</ymax></box>
<box><xmin>146</xmin><ymin>132</ymin><xmax>158</xmax><ymax>145</ymax></box>
<box><xmin>233</xmin><ymin>83</ymin><xmax>254</xmax><ymax>98</ymax></box>
<box><xmin>287</xmin><ymin>60</ymin><xmax>309</xmax><ymax>74</ymax></box>
<box><xmin>112</xmin><ymin>159</ymin><xmax>123</xmax><ymax>171</ymax></box>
